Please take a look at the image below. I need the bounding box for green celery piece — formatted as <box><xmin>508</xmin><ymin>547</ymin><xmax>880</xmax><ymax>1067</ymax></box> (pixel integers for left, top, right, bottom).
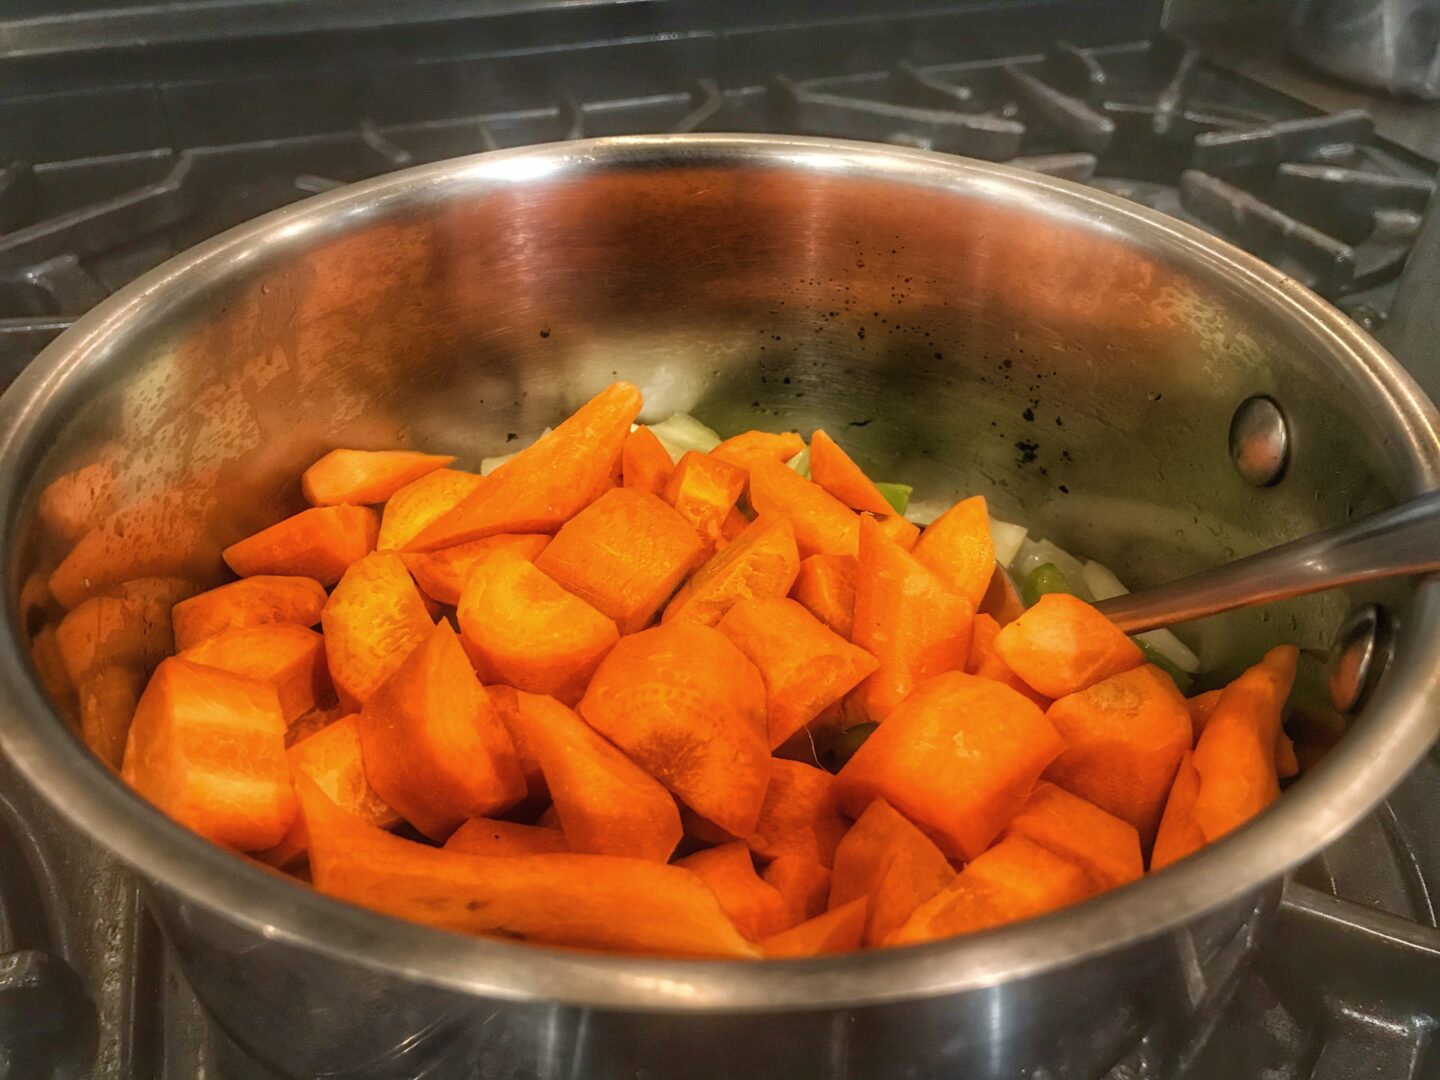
<box><xmin>1020</xmin><ymin>563</ymin><xmax>1074</xmax><ymax>607</ymax></box>
<box><xmin>1134</xmin><ymin>638</ymin><xmax>1194</xmax><ymax>692</ymax></box>
<box><xmin>875</xmin><ymin>482</ymin><xmax>913</xmax><ymax>516</ymax></box>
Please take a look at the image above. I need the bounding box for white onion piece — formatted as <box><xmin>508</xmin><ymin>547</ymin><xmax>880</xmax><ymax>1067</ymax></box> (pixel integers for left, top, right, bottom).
<box><xmin>989</xmin><ymin>517</ymin><xmax>1029</xmax><ymax>567</ymax></box>
<box><xmin>1080</xmin><ymin>558</ymin><xmax>1128</xmax><ymax>602</ymax></box>
<box><xmin>646</xmin><ymin>413</ymin><xmax>722</xmax><ymax>463</ymax></box>
<box><xmin>1011</xmin><ymin>538</ymin><xmax>1093</xmax><ymax>601</ymax></box>
<box><xmin>1083</xmin><ymin>559</ymin><xmax>1201</xmax><ymax>672</ymax></box>
<box><xmin>786</xmin><ymin>445</ymin><xmax>811</xmax><ymax>479</ymax></box>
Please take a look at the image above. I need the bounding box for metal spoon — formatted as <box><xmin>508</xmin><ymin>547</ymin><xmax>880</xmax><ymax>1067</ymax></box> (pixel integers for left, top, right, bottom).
<box><xmin>1092</xmin><ymin>489</ymin><xmax>1440</xmax><ymax>633</ymax></box>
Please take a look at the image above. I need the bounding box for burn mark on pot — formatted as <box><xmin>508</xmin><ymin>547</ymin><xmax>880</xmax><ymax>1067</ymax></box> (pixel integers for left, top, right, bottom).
<box><xmin>1015</xmin><ymin>439</ymin><xmax>1039</xmax><ymax>466</ymax></box>
<box><xmin>847</xmin><ymin>418</ymin><xmax>873</xmax><ymax>428</ymax></box>
<box><xmin>506</xmin><ymin>433</ymin><xmax>518</xmax><ymax>442</ymax></box>
<box><xmin>1022</xmin><ymin>407</ymin><xmax>1035</xmax><ymax>422</ymax></box>
<box><xmin>538</xmin><ymin>327</ymin><xmax>550</xmax><ymax>338</ymax></box>
<box><xmin>1059</xmin><ymin>485</ymin><xmax>1071</xmax><ymax>494</ymax></box>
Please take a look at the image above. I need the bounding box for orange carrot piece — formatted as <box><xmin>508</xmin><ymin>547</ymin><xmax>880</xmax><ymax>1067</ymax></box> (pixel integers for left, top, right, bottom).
<box><xmin>762</xmin><ymin>897</ymin><xmax>868</xmax><ymax>957</ymax></box>
<box><xmin>720</xmin><ymin>506</ymin><xmax>750</xmax><ymax>546</ymax></box>
<box><xmin>506</xmin><ymin>690</ymin><xmax>681</xmax><ymax>862</ymax></box>
<box><xmin>912</xmin><ymin>495</ymin><xmax>995</xmax><ymax>607</ymax></box>
<box><xmin>457</xmin><ymin>550</ymin><xmax>619</xmax><ymax>705</ymax></box>
<box><xmin>407</xmin><ymin>382</ymin><xmax>643</xmax><ymax>551</ymax></box>
<box><xmin>749</xmin><ymin>758</ymin><xmax>849</xmax><ymax>867</ymax></box>
<box><xmin>1188</xmin><ymin>686</ymin><xmax>1297</xmax><ymax>779</ymax></box>
<box><xmin>1002</xmin><ymin>782</ymin><xmax>1143</xmax><ymax>891</ymax></box>
<box><xmin>808</xmin><ymin>430</ymin><xmax>894</xmax><ymax>515</ymax></box>
<box><xmin>1149</xmin><ymin>751</ymin><xmax>1204</xmax><ymax>871</ymax></box>
<box><xmin>710</xmin><ymin>430</ymin><xmax>806</xmax><ymax>470</ymax></box>
<box><xmin>1275</xmin><ymin>731</ymin><xmax>1300</xmax><ymax>780</ymax></box>
<box><xmin>172</xmin><ymin>575</ymin><xmax>327</xmax><ymax>651</ymax></box>
<box><xmin>662</xmin><ymin>514</ymin><xmax>800</xmax><ymax>628</ymax></box>
<box><xmin>748</xmin><ymin>457</ymin><xmax>861</xmax><ymax>559</ymax></box>
<box><xmin>376</xmin><ymin>468</ymin><xmax>486</xmax><ymax>551</ymax></box>
<box><xmin>621</xmin><ymin>426</ymin><xmax>675</xmax><ymax>497</ymax></box>
<box><xmin>302</xmin><ymin>449</ymin><xmax>456</xmax><ymax>507</ymax></box>
<box><xmin>967</xmin><ymin>613</ymin><xmax>1050</xmax><ymax>709</ymax></box>
<box><xmin>56</xmin><ymin>577</ymin><xmax>195</xmax><ymax>684</ymax></box>
<box><xmin>850</xmin><ymin>515</ymin><xmax>973</xmax><ymax>724</ymax></box>
<box><xmin>980</xmin><ymin>564</ymin><xmax>1026</xmax><ymax>625</ymax></box>
<box><xmin>664</xmin><ymin>450</ymin><xmax>747</xmax><ymax>547</ymax></box>
<box><xmin>443</xmin><ymin>817</ymin><xmax>569</xmax><ymax>857</ymax></box>
<box><xmin>828</xmin><ymin>798</ymin><xmax>956</xmax><ymax>945</ymax></box>
<box><xmin>180</xmin><ymin>624</ymin><xmax>332</xmax><ymax>724</ymax></box>
<box><xmin>790</xmin><ymin>553</ymin><xmax>857</xmax><ymax>639</ymax></box>
<box><xmin>321</xmin><ymin>551</ymin><xmax>433</xmax><ymax>710</ymax></box>
<box><xmin>867</xmin><ymin>512</ymin><xmax>920</xmax><ymax>551</ymax></box>
<box><xmin>355</xmin><ymin>621</ymin><xmax>525</xmax><ymax>839</ymax></box>
<box><xmin>285</xmin><ymin>702</ymin><xmax>347</xmax><ymax>747</ymax></box>
<box><xmin>837</xmin><ymin>671</ymin><xmax>1064</xmax><ymax>860</ymax></box>
<box><xmin>121</xmin><ymin>658</ymin><xmax>294</xmax><ymax>851</ymax></box>
<box><xmin>718</xmin><ymin>597</ymin><xmax>878</xmax><ymax>748</ymax></box>
<box><xmin>39</xmin><ymin>461</ymin><xmax>118</xmax><ymax>542</ymax></box>
<box><xmin>400</xmin><ymin>534</ymin><xmax>550</xmax><ymax>606</ymax></box>
<box><xmin>994</xmin><ymin>593</ymin><xmax>1144</xmax><ymax>699</ymax></box>
<box><xmin>533</xmin><ymin>487</ymin><xmax>707</xmax><ymax>635</ymax></box>
<box><xmin>31</xmin><ymin>625</ymin><xmax>78</xmax><ymax>725</ymax></box>
<box><xmin>1043</xmin><ymin>664</ymin><xmax>1193</xmax><ymax>849</ymax></box>
<box><xmin>486</xmin><ymin>684</ymin><xmax>545</xmax><ymax>802</ymax></box>
<box><xmin>224</xmin><ymin>505</ymin><xmax>379</xmax><ymax>586</ymax></box>
<box><xmin>78</xmin><ymin>665</ymin><xmax>144</xmax><ymax>769</ymax></box>
<box><xmin>298</xmin><ymin>777</ymin><xmax>757</xmax><ymax>957</ymax></box>
<box><xmin>675</xmin><ymin>841</ymin><xmax>792</xmax><ymax>941</ymax></box>
<box><xmin>761</xmin><ymin>856</ymin><xmax>832</xmax><ymax>924</ymax></box>
<box><xmin>578</xmin><ymin>622</ymin><xmax>770</xmax><ymax>838</ymax></box>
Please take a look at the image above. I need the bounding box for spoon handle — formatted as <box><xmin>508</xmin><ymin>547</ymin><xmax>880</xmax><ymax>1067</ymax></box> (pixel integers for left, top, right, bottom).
<box><xmin>1093</xmin><ymin>489</ymin><xmax>1440</xmax><ymax>633</ymax></box>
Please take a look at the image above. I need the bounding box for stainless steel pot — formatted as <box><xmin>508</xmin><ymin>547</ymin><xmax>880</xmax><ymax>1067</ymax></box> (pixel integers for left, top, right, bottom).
<box><xmin>2</xmin><ymin>136</ymin><xmax>1438</xmax><ymax>1080</ymax></box>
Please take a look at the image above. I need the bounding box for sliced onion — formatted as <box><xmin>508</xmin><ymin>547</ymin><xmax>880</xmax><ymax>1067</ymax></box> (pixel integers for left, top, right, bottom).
<box><xmin>646</xmin><ymin>413</ymin><xmax>722</xmax><ymax>463</ymax></box>
<box><xmin>787</xmin><ymin>444</ymin><xmax>811</xmax><ymax>479</ymax></box>
<box><xmin>989</xmin><ymin>517</ymin><xmax>1028</xmax><ymax>567</ymax></box>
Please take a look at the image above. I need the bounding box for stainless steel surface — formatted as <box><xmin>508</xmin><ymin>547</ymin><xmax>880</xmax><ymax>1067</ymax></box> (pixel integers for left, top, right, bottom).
<box><xmin>0</xmin><ymin>135</ymin><xmax>1438</xmax><ymax>1079</ymax></box>
<box><xmin>1327</xmin><ymin>604</ymin><xmax>1392</xmax><ymax>714</ymax></box>
<box><xmin>1093</xmin><ymin>490</ymin><xmax>1440</xmax><ymax>633</ymax></box>
<box><xmin>1381</xmin><ymin>171</ymin><xmax>1440</xmax><ymax>401</ymax></box>
<box><xmin>1229</xmin><ymin>394</ymin><xmax>1290</xmax><ymax>486</ymax></box>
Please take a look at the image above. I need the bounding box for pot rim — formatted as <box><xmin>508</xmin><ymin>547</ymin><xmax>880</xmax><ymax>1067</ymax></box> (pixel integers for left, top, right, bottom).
<box><xmin>1</xmin><ymin>134</ymin><xmax>1437</xmax><ymax>1011</ymax></box>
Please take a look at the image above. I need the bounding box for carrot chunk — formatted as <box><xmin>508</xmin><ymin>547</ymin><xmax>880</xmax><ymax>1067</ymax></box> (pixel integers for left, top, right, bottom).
<box><xmin>710</xmin><ymin>430</ymin><xmax>806</xmax><ymax>470</ymax></box>
<box><xmin>762</xmin><ymin>897</ymin><xmax>868</xmax><ymax>957</ymax></box>
<box><xmin>867</xmin><ymin>512</ymin><xmax>920</xmax><ymax>551</ymax></box>
<box><xmin>748</xmin><ymin>758</ymin><xmax>849</xmax><ymax>867</ymax></box>
<box><xmin>376</xmin><ymin>468</ymin><xmax>485</xmax><ymax>550</ymax></box>
<box><xmin>355</xmin><ymin>621</ymin><xmax>525</xmax><ymax>839</ymax></box>
<box><xmin>748</xmin><ymin>457</ymin><xmax>861</xmax><ymax>559</ymax></box>
<box><xmin>457</xmin><ymin>550</ymin><xmax>619</xmax><ymax>705</ymax></box>
<box><xmin>980</xmin><ymin>565</ymin><xmax>1026</xmax><ymax>625</ymax></box>
<box><xmin>994</xmin><ymin>593</ymin><xmax>1144</xmax><ymax>699</ymax></box>
<box><xmin>57</xmin><ymin>577</ymin><xmax>196</xmax><ymax>684</ymax></box>
<box><xmin>172</xmin><ymin>575</ymin><xmax>327</xmax><ymax>651</ymax></box>
<box><xmin>1002</xmin><ymin>782</ymin><xmax>1143</xmax><ymax>891</ymax></box>
<box><xmin>718</xmin><ymin>598</ymin><xmax>877</xmax><ymax>748</ymax></box>
<box><xmin>302</xmin><ymin>449</ymin><xmax>456</xmax><ymax>507</ymax></box>
<box><xmin>829</xmin><ymin>798</ymin><xmax>955</xmax><ymax>946</ymax></box>
<box><xmin>31</xmin><ymin>625</ymin><xmax>77</xmax><ymax>724</ymax></box>
<box><xmin>662</xmin><ymin>514</ymin><xmax>800</xmax><ymax>628</ymax></box>
<box><xmin>1149</xmin><ymin>751</ymin><xmax>1204</xmax><ymax>871</ymax></box>
<box><xmin>321</xmin><ymin>551</ymin><xmax>433</xmax><ymax>710</ymax></box>
<box><xmin>180</xmin><ymin>624</ymin><xmax>332</xmax><ymax>724</ymax></box>
<box><xmin>968</xmin><ymin>611</ymin><xmax>1051</xmax><ymax>708</ymax></box>
<box><xmin>578</xmin><ymin>623</ymin><xmax>770</xmax><ymax>838</ymax></box>
<box><xmin>675</xmin><ymin>841</ymin><xmax>792</xmax><ymax>941</ymax></box>
<box><xmin>285</xmin><ymin>702</ymin><xmax>347</xmax><ymax>747</ymax></box>
<box><xmin>400</xmin><ymin>534</ymin><xmax>549</xmax><ymax>606</ymax></box>
<box><xmin>121</xmin><ymin>658</ymin><xmax>294</xmax><ymax>851</ymax></box>
<box><xmin>761</xmin><ymin>856</ymin><xmax>832</xmax><ymax>924</ymax></box>
<box><xmin>720</xmin><ymin>506</ymin><xmax>750</xmax><ymax>545</ymax></box>
<box><xmin>78</xmin><ymin>665</ymin><xmax>144</xmax><ymax>769</ymax></box>
<box><xmin>224</xmin><ymin>505</ymin><xmax>379</xmax><ymax>586</ymax></box>
<box><xmin>808</xmin><ymin>430</ymin><xmax>894</xmax><ymax>515</ymax></box>
<box><xmin>485</xmin><ymin>684</ymin><xmax>546</xmax><ymax>802</ymax></box>
<box><xmin>39</xmin><ymin>460</ymin><xmax>118</xmax><ymax>542</ymax></box>
<box><xmin>837</xmin><ymin>671</ymin><xmax>1063</xmax><ymax>860</ymax></box>
<box><xmin>912</xmin><ymin>495</ymin><xmax>995</xmax><ymax>607</ymax></box>
<box><xmin>407</xmin><ymin>382</ymin><xmax>642</xmax><ymax>550</ymax></box>
<box><xmin>850</xmin><ymin>515</ymin><xmax>973</xmax><ymax>724</ymax></box>
<box><xmin>1188</xmin><ymin>686</ymin><xmax>1297</xmax><ymax>780</ymax></box>
<box><xmin>443</xmin><ymin>817</ymin><xmax>569</xmax><ymax>857</ymax></box>
<box><xmin>621</xmin><ymin>426</ymin><xmax>675</xmax><ymax>497</ymax></box>
<box><xmin>664</xmin><ymin>451</ymin><xmax>747</xmax><ymax>547</ymax></box>
<box><xmin>790</xmin><ymin>553</ymin><xmax>858</xmax><ymax>639</ymax></box>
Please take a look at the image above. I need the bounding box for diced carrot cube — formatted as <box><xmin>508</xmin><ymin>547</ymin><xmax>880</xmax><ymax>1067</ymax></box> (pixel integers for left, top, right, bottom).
<box><xmin>748</xmin><ymin>758</ymin><xmax>849</xmax><ymax>867</ymax></box>
<box><xmin>301</xmin><ymin>449</ymin><xmax>456</xmax><ymax>507</ymax></box>
<box><xmin>850</xmin><ymin>515</ymin><xmax>973</xmax><ymax>724</ymax></box>
<box><xmin>1188</xmin><ymin>686</ymin><xmax>1297</xmax><ymax>779</ymax></box>
<box><xmin>762</xmin><ymin>896</ymin><xmax>868</xmax><ymax>958</ymax></box>
<box><xmin>664</xmin><ymin>451</ymin><xmax>746</xmax><ymax>547</ymax></box>
<box><xmin>761</xmin><ymin>856</ymin><xmax>832</xmax><ymax>924</ymax></box>
<box><xmin>224</xmin><ymin>505</ymin><xmax>379</xmax><ymax>586</ymax></box>
<box><xmin>121</xmin><ymin>658</ymin><xmax>294</xmax><ymax>851</ymax></box>
<box><xmin>718</xmin><ymin>597</ymin><xmax>877</xmax><ymax>748</ymax></box>
<box><xmin>837</xmin><ymin>671</ymin><xmax>1064</xmax><ymax>860</ymax></box>
<box><xmin>172</xmin><ymin>575</ymin><xmax>327</xmax><ymax>651</ymax></box>
<box><xmin>407</xmin><ymin>382</ymin><xmax>642</xmax><ymax>551</ymax></box>
<box><xmin>675</xmin><ymin>841</ymin><xmax>792</xmax><ymax>941</ymax></box>
<box><xmin>808</xmin><ymin>430</ymin><xmax>894</xmax><ymax>515</ymax></box>
<box><xmin>401</xmin><ymin>534</ymin><xmax>549</xmax><ymax>607</ymax></box>
<box><xmin>710</xmin><ymin>430</ymin><xmax>806</xmax><ymax>470</ymax></box>
<box><xmin>829</xmin><ymin>798</ymin><xmax>955</xmax><ymax>946</ymax></box>
<box><xmin>578</xmin><ymin>623</ymin><xmax>770</xmax><ymax>838</ymax></box>
<box><xmin>180</xmin><ymin>624</ymin><xmax>332</xmax><ymax>724</ymax></box>
<box><xmin>748</xmin><ymin>457</ymin><xmax>861</xmax><ymax>559</ymax></box>
<box><xmin>621</xmin><ymin>426</ymin><xmax>675</xmax><ymax>497</ymax></box>
<box><xmin>443</xmin><ymin>817</ymin><xmax>569</xmax><ymax>857</ymax></box>
<box><xmin>355</xmin><ymin>621</ymin><xmax>525</xmax><ymax>839</ymax></box>
<box><xmin>994</xmin><ymin>593</ymin><xmax>1143</xmax><ymax>699</ymax></box>
<box><xmin>867</xmin><ymin>512</ymin><xmax>920</xmax><ymax>551</ymax></box>
<box><xmin>912</xmin><ymin>495</ymin><xmax>995</xmax><ymax>607</ymax></box>
<box><xmin>56</xmin><ymin>577</ymin><xmax>195</xmax><ymax>683</ymax></box>
<box><xmin>1149</xmin><ymin>751</ymin><xmax>1204</xmax><ymax>871</ymax></box>
<box><xmin>663</xmin><ymin>515</ymin><xmax>800</xmax><ymax>628</ymax></box>
<box><xmin>485</xmin><ymin>684</ymin><xmax>545</xmax><ymax>802</ymax></box>
<box><xmin>376</xmin><ymin>468</ymin><xmax>485</xmax><ymax>551</ymax></box>
<box><xmin>980</xmin><ymin>564</ymin><xmax>1026</xmax><ymax>625</ymax></box>
<box><xmin>39</xmin><ymin>461</ymin><xmax>118</xmax><ymax>542</ymax></box>
<box><xmin>321</xmin><ymin>551</ymin><xmax>433</xmax><ymax>709</ymax></box>
<box><xmin>790</xmin><ymin>553</ymin><xmax>858</xmax><ymax>639</ymax></box>
<box><xmin>78</xmin><ymin>665</ymin><xmax>144</xmax><ymax>769</ymax></box>
<box><xmin>1002</xmin><ymin>782</ymin><xmax>1143</xmax><ymax>891</ymax></box>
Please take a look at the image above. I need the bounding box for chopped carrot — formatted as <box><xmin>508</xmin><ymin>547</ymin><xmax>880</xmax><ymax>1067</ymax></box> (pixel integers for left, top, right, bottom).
<box><xmin>763</xmin><ymin>897</ymin><xmax>868</xmax><ymax>957</ymax></box>
<box><xmin>578</xmin><ymin>622</ymin><xmax>770</xmax><ymax>838</ymax></box>
<box><xmin>443</xmin><ymin>817</ymin><xmax>569</xmax><ymax>857</ymax></box>
<box><xmin>1275</xmin><ymin>731</ymin><xmax>1300</xmax><ymax>780</ymax></box>
<box><xmin>1002</xmin><ymin>782</ymin><xmax>1143</xmax><ymax>891</ymax></box>
<box><xmin>994</xmin><ymin>593</ymin><xmax>1144</xmax><ymax>699</ymax></box>
<box><xmin>302</xmin><ymin>449</ymin><xmax>456</xmax><ymax>507</ymax></box>
<box><xmin>867</xmin><ymin>512</ymin><xmax>920</xmax><ymax>551</ymax></box>
<box><xmin>78</xmin><ymin>665</ymin><xmax>144</xmax><ymax>769</ymax></box>
<box><xmin>505</xmin><ymin>690</ymin><xmax>681</xmax><ymax>862</ymax></box>
<box><xmin>979</xmin><ymin>565</ymin><xmax>1026</xmax><ymax>625</ymax></box>
<box><xmin>837</xmin><ymin>671</ymin><xmax>1064</xmax><ymax>860</ymax></box>
<box><xmin>748</xmin><ymin>758</ymin><xmax>849</xmax><ymax>867</ymax></box>
<box><xmin>849</xmin><ymin>515</ymin><xmax>973</xmax><ymax>724</ymax></box>
<box><xmin>172</xmin><ymin>575</ymin><xmax>327</xmax><ymax>651</ymax></box>
<box><xmin>1188</xmin><ymin>686</ymin><xmax>1297</xmax><ymax>779</ymax></box>
<box><xmin>720</xmin><ymin>507</ymin><xmax>750</xmax><ymax>546</ymax></box>
<box><xmin>808</xmin><ymin>430</ymin><xmax>893</xmax><ymax>515</ymax></box>
<box><xmin>621</xmin><ymin>426</ymin><xmax>675</xmax><ymax>497</ymax></box>
<box><xmin>180</xmin><ymin>624</ymin><xmax>332</xmax><ymax>724</ymax></box>
<box><xmin>298</xmin><ymin>777</ymin><xmax>757</xmax><ymax>957</ymax></box>
<box><xmin>912</xmin><ymin>495</ymin><xmax>995</xmax><ymax>607</ymax></box>
<box><xmin>533</xmin><ymin>488</ymin><xmax>708</xmax><ymax>635</ymax></box>
<box><xmin>761</xmin><ymin>856</ymin><xmax>832</xmax><ymax>924</ymax></box>
<box><xmin>790</xmin><ymin>553</ymin><xmax>858</xmax><ymax>639</ymax></box>
<box><xmin>56</xmin><ymin>577</ymin><xmax>196</xmax><ymax>684</ymax></box>
<box><xmin>710</xmin><ymin>430</ymin><xmax>806</xmax><ymax>470</ymax></box>
<box><xmin>321</xmin><ymin>551</ymin><xmax>433</xmax><ymax>710</ymax></box>
<box><xmin>1043</xmin><ymin>664</ymin><xmax>1193</xmax><ymax>849</ymax></box>
<box><xmin>407</xmin><ymin>382</ymin><xmax>642</xmax><ymax>550</ymax></box>
<box><xmin>680</xmin><ymin>802</ymin><xmax>738</xmax><ymax>847</ymax></box>
<box><xmin>121</xmin><ymin>658</ymin><xmax>294</xmax><ymax>851</ymax></box>
<box><xmin>675</xmin><ymin>841</ymin><xmax>792</xmax><ymax>941</ymax></box>
<box><xmin>30</xmin><ymin>625</ymin><xmax>78</xmax><ymax>725</ymax></box>
<box><xmin>664</xmin><ymin>451</ymin><xmax>746</xmax><ymax>547</ymax></box>
<box><xmin>285</xmin><ymin>702</ymin><xmax>347</xmax><ymax>747</ymax></box>
<box><xmin>718</xmin><ymin>597</ymin><xmax>877</xmax><ymax>748</ymax></box>
<box><xmin>399</xmin><ymin>534</ymin><xmax>548</xmax><ymax>606</ymax></box>
<box><xmin>967</xmin><ymin>612</ymin><xmax>1050</xmax><ymax>707</ymax></box>
<box><xmin>485</xmin><ymin>684</ymin><xmax>546</xmax><ymax>803</ymax></box>
<box><xmin>355</xmin><ymin>621</ymin><xmax>525</xmax><ymax>839</ymax></box>
<box><xmin>829</xmin><ymin>798</ymin><xmax>955</xmax><ymax>945</ymax></box>
<box><xmin>376</xmin><ymin>468</ymin><xmax>485</xmax><ymax>550</ymax></box>
<box><xmin>457</xmin><ymin>550</ymin><xmax>619</xmax><ymax>705</ymax></box>
<box><xmin>1149</xmin><ymin>751</ymin><xmax>1204</xmax><ymax>871</ymax></box>
<box><xmin>662</xmin><ymin>514</ymin><xmax>800</xmax><ymax>627</ymax></box>
<box><xmin>748</xmin><ymin>457</ymin><xmax>861</xmax><ymax>559</ymax></box>
<box><xmin>535</xmin><ymin>804</ymin><xmax>562</xmax><ymax>830</ymax></box>
<box><xmin>224</xmin><ymin>505</ymin><xmax>379</xmax><ymax>586</ymax></box>
<box><xmin>39</xmin><ymin>460</ymin><xmax>118</xmax><ymax>542</ymax></box>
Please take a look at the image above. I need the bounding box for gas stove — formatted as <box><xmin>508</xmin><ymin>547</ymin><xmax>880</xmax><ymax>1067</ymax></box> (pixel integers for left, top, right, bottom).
<box><xmin>1</xmin><ymin>3</ymin><xmax>1438</xmax><ymax>1079</ymax></box>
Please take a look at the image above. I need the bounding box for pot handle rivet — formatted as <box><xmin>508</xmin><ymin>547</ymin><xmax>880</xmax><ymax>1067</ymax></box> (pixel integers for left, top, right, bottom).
<box><xmin>1229</xmin><ymin>395</ymin><xmax>1289</xmax><ymax>487</ymax></box>
<box><xmin>1327</xmin><ymin>604</ymin><xmax>1392</xmax><ymax>714</ymax></box>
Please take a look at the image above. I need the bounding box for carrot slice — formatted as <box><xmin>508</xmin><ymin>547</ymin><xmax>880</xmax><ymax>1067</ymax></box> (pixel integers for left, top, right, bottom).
<box><xmin>664</xmin><ymin>451</ymin><xmax>747</xmax><ymax>547</ymax></box>
<box><xmin>457</xmin><ymin>550</ymin><xmax>619</xmax><ymax>705</ymax></box>
<box><xmin>400</xmin><ymin>534</ymin><xmax>550</xmax><ymax>606</ymax></box>
<box><xmin>748</xmin><ymin>758</ymin><xmax>849</xmax><ymax>867</ymax></box>
<box><xmin>850</xmin><ymin>515</ymin><xmax>973</xmax><ymax>724</ymax></box>
<box><xmin>829</xmin><ymin>798</ymin><xmax>956</xmax><ymax>946</ymax></box>
<box><xmin>355</xmin><ymin>621</ymin><xmax>525</xmax><ymax>839</ymax></box>
<box><xmin>443</xmin><ymin>817</ymin><xmax>569</xmax><ymax>857</ymax></box>
<box><xmin>662</xmin><ymin>514</ymin><xmax>800</xmax><ymax>628</ymax></box>
<box><xmin>1002</xmin><ymin>782</ymin><xmax>1143</xmax><ymax>891</ymax></box>
<box><xmin>808</xmin><ymin>430</ymin><xmax>894</xmax><ymax>515</ymax></box>
<box><xmin>1043</xmin><ymin>664</ymin><xmax>1193</xmax><ymax>849</ymax></box>
<box><xmin>302</xmin><ymin>449</ymin><xmax>456</xmax><ymax>507</ymax></box>
<box><xmin>790</xmin><ymin>553</ymin><xmax>858</xmax><ymax>640</ymax></box>
<box><xmin>1149</xmin><ymin>751</ymin><xmax>1204</xmax><ymax>871</ymax></box>
<box><xmin>748</xmin><ymin>457</ymin><xmax>861</xmax><ymax>559</ymax></box>
<box><xmin>486</xmin><ymin>685</ymin><xmax>546</xmax><ymax>802</ymax></box>
<box><xmin>710</xmin><ymin>430</ymin><xmax>806</xmax><ymax>470</ymax></box>
<box><xmin>376</xmin><ymin>468</ymin><xmax>485</xmax><ymax>551</ymax></box>
<box><xmin>675</xmin><ymin>841</ymin><xmax>792</xmax><ymax>941</ymax></box>
<box><xmin>994</xmin><ymin>593</ymin><xmax>1144</xmax><ymax>699</ymax></box>
<box><xmin>718</xmin><ymin>597</ymin><xmax>878</xmax><ymax>748</ymax></box>
<box><xmin>56</xmin><ymin>577</ymin><xmax>196</xmax><ymax>684</ymax></box>
<box><xmin>505</xmin><ymin>690</ymin><xmax>681</xmax><ymax>862</ymax></box>
<box><xmin>224</xmin><ymin>505</ymin><xmax>379</xmax><ymax>586</ymax></box>
<box><xmin>180</xmin><ymin>624</ymin><xmax>332</xmax><ymax>724</ymax></box>
<box><xmin>761</xmin><ymin>856</ymin><xmax>832</xmax><ymax>924</ymax></box>
<box><xmin>1188</xmin><ymin>686</ymin><xmax>1297</xmax><ymax>779</ymax></box>
<box><xmin>39</xmin><ymin>460</ymin><xmax>118</xmax><ymax>542</ymax></box>
<box><xmin>762</xmin><ymin>897</ymin><xmax>868</xmax><ymax>957</ymax></box>
<box><xmin>867</xmin><ymin>512</ymin><xmax>920</xmax><ymax>551</ymax></box>
<box><xmin>298</xmin><ymin>777</ymin><xmax>757</xmax><ymax>957</ymax></box>
<box><xmin>321</xmin><ymin>551</ymin><xmax>433</xmax><ymax>710</ymax></box>
<box><xmin>121</xmin><ymin>658</ymin><xmax>294</xmax><ymax>851</ymax></box>
<box><xmin>967</xmin><ymin>611</ymin><xmax>1050</xmax><ymax>708</ymax></box>
<box><xmin>407</xmin><ymin>381</ymin><xmax>642</xmax><ymax>550</ymax></box>
<box><xmin>980</xmin><ymin>565</ymin><xmax>1026</xmax><ymax>625</ymax></box>
<box><xmin>720</xmin><ymin>506</ymin><xmax>750</xmax><ymax>546</ymax></box>
<box><xmin>578</xmin><ymin>622</ymin><xmax>770</xmax><ymax>838</ymax></box>
<box><xmin>912</xmin><ymin>495</ymin><xmax>995</xmax><ymax>607</ymax></box>
<box><xmin>837</xmin><ymin>671</ymin><xmax>1064</xmax><ymax>860</ymax></box>
<box><xmin>32</xmin><ymin>626</ymin><xmax>78</xmax><ymax>725</ymax></box>
<box><xmin>621</xmin><ymin>426</ymin><xmax>675</xmax><ymax>497</ymax></box>
<box><xmin>172</xmin><ymin>575</ymin><xmax>327</xmax><ymax>651</ymax></box>
<box><xmin>78</xmin><ymin>665</ymin><xmax>144</xmax><ymax>769</ymax></box>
